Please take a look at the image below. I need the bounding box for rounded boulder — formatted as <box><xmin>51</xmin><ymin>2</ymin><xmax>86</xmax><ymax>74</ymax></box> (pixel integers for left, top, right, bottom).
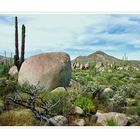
<box><xmin>18</xmin><ymin>52</ymin><xmax>71</xmax><ymax>91</ymax></box>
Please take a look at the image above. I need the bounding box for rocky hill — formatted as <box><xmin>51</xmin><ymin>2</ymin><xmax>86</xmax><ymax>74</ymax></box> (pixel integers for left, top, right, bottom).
<box><xmin>72</xmin><ymin>51</ymin><xmax>140</xmax><ymax>67</ymax></box>
<box><xmin>72</xmin><ymin>51</ymin><xmax>120</xmax><ymax>64</ymax></box>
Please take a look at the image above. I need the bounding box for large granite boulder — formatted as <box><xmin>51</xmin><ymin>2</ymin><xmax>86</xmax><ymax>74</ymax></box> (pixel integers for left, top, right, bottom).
<box><xmin>18</xmin><ymin>52</ymin><xmax>71</xmax><ymax>91</ymax></box>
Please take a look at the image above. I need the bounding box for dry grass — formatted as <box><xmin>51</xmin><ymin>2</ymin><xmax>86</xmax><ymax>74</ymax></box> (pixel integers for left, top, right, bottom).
<box><xmin>0</xmin><ymin>109</ymin><xmax>44</xmax><ymax>126</ymax></box>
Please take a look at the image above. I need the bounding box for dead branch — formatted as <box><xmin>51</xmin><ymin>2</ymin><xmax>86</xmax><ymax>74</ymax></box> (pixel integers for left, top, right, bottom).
<box><xmin>7</xmin><ymin>84</ymin><xmax>52</xmax><ymax>125</ymax></box>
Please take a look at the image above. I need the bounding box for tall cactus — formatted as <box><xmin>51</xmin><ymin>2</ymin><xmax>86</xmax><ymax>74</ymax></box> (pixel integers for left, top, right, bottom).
<box><xmin>20</xmin><ymin>24</ymin><xmax>26</xmax><ymax>66</ymax></box>
<box><xmin>15</xmin><ymin>16</ymin><xmax>20</xmax><ymax>70</ymax></box>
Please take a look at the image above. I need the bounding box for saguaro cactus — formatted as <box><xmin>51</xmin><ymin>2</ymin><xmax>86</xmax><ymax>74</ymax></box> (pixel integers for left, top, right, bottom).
<box><xmin>14</xmin><ymin>16</ymin><xmax>20</xmax><ymax>70</ymax></box>
<box><xmin>20</xmin><ymin>24</ymin><xmax>26</xmax><ymax>66</ymax></box>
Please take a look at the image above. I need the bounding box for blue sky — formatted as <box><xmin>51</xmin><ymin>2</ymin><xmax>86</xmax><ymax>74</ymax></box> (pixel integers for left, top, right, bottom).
<box><xmin>0</xmin><ymin>14</ymin><xmax>140</xmax><ymax>60</ymax></box>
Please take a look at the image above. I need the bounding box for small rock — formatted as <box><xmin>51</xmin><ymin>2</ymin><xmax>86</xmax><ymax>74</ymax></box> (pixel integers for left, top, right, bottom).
<box><xmin>96</xmin><ymin>112</ymin><xmax>128</xmax><ymax>126</ymax></box>
<box><xmin>8</xmin><ymin>66</ymin><xmax>18</xmax><ymax>76</ymax></box>
<box><xmin>85</xmin><ymin>63</ymin><xmax>89</xmax><ymax>69</ymax></box>
<box><xmin>95</xmin><ymin>62</ymin><xmax>102</xmax><ymax>69</ymax></box>
<box><xmin>72</xmin><ymin>63</ymin><xmax>76</xmax><ymax>69</ymax></box>
<box><xmin>69</xmin><ymin>79</ymin><xmax>77</xmax><ymax>87</ymax></box>
<box><xmin>80</xmin><ymin>64</ymin><xmax>85</xmax><ymax>70</ymax></box>
<box><xmin>74</xmin><ymin>106</ymin><xmax>84</xmax><ymax>115</ymax></box>
<box><xmin>98</xmin><ymin>67</ymin><xmax>105</xmax><ymax>72</ymax></box>
<box><xmin>73</xmin><ymin>119</ymin><xmax>85</xmax><ymax>126</ymax></box>
<box><xmin>133</xmin><ymin>67</ymin><xmax>139</xmax><ymax>71</ymax></box>
<box><xmin>103</xmin><ymin>88</ymin><xmax>113</xmax><ymax>93</ymax></box>
<box><xmin>108</xmin><ymin>69</ymin><xmax>112</xmax><ymax>73</ymax></box>
<box><xmin>118</xmin><ymin>67</ymin><xmax>123</xmax><ymax>70</ymax></box>
<box><xmin>49</xmin><ymin>115</ymin><xmax>68</xmax><ymax>126</ymax></box>
<box><xmin>75</xmin><ymin>63</ymin><xmax>80</xmax><ymax>69</ymax></box>
<box><xmin>51</xmin><ymin>87</ymin><xmax>66</xmax><ymax>93</ymax></box>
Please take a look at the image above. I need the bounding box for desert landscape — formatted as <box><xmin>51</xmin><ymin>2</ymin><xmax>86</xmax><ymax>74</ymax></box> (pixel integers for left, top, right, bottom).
<box><xmin>0</xmin><ymin>15</ymin><xmax>140</xmax><ymax>126</ymax></box>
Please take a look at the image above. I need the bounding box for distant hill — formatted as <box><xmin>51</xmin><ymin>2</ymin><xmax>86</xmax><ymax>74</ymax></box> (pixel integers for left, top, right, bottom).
<box><xmin>72</xmin><ymin>51</ymin><xmax>120</xmax><ymax>64</ymax></box>
<box><xmin>72</xmin><ymin>51</ymin><xmax>140</xmax><ymax>67</ymax></box>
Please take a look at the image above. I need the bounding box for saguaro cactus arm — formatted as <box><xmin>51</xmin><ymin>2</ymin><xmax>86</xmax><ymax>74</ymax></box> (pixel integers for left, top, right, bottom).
<box><xmin>20</xmin><ymin>24</ymin><xmax>26</xmax><ymax>66</ymax></box>
<box><xmin>15</xmin><ymin>16</ymin><xmax>20</xmax><ymax>69</ymax></box>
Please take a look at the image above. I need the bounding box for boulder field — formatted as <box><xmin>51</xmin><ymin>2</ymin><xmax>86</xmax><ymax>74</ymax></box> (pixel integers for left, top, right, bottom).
<box><xmin>18</xmin><ymin>52</ymin><xmax>71</xmax><ymax>91</ymax></box>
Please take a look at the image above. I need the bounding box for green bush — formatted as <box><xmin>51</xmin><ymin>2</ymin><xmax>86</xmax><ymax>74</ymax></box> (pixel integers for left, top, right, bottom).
<box><xmin>117</xmin><ymin>84</ymin><xmax>138</xmax><ymax>98</ymax></box>
<box><xmin>106</xmin><ymin>118</ymin><xmax>118</xmax><ymax>126</ymax></box>
<box><xmin>40</xmin><ymin>91</ymin><xmax>74</xmax><ymax>117</ymax></box>
<box><xmin>0</xmin><ymin>99</ymin><xmax>4</xmax><ymax>114</ymax></box>
<box><xmin>136</xmin><ymin>106</ymin><xmax>140</xmax><ymax>116</ymax></box>
<box><xmin>0</xmin><ymin>79</ymin><xmax>19</xmax><ymax>98</ymax></box>
<box><xmin>0</xmin><ymin>64</ymin><xmax>9</xmax><ymax>77</ymax></box>
<box><xmin>126</xmin><ymin>107</ymin><xmax>136</xmax><ymax>115</ymax></box>
<box><xmin>112</xmin><ymin>94</ymin><xmax>127</xmax><ymax>107</ymax></box>
<box><xmin>127</xmin><ymin>106</ymin><xmax>140</xmax><ymax>116</ymax></box>
<box><xmin>75</xmin><ymin>97</ymin><xmax>97</xmax><ymax>115</ymax></box>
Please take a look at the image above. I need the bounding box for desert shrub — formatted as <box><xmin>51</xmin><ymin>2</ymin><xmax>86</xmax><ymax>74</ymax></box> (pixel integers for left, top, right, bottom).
<box><xmin>133</xmin><ymin>78</ymin><xmax>140</xmax><ymax>84</ymax></box>
<box><xmin>81</xmin><ymin>82</ymin><xmax>103</xmax><ymax>98</ymax></box>
<box><xmin>104</xmin><ymin>93</ymin><xmax>127</xmax><ymax>113</ymax></box>
<box><xmin>74</xmin><ymin>76</ymin><xmax>87</xmax><ymax>85</ymax></box>
<box><xmin>85</xmin><ymin>75</ymin><xmax>93</xmax><ymax>81</ymax></box>
<box><xmin>40</xmin><ymin>91</ymin><xmax>74</xmax><ymax>117</ymax></box>
<box><xmin>0</xmin><ymin>109</ymin><xmax>44</xmax><ymax>126</ymax></box>
<box><xmin>68</xmin><ymin>79</ymin><xmax>103</xmax><ymax>100</ymax></box>
<box><xmin>99</xmin><ymin>72</ymin><xmax>113</xmax><ymax>81</ymax></box>
<box><xmin>136</xmin><ymin>106</ymin><xmax>140</xmax><ymax>116</ymax></box>
<box><xmin>135</xmin><ymin>90</ymin><xmax>140</xmax><ymax>100</ymax></box>
<box><xmin>89</xmin><ymin>64</ymin><xmax>97</xmax><ymax>76</ymax></box>
<box><xmin>111</xmin><ymin>94</ymin><xmax>127</xmax><ymax>107</ymax></box>
<box><xmin>133</xmin><ymin>72</ymin><xmax>140</xmax><ymax>78</ymax></box>
<box><xmin>74</xmin><ymin>97</ymin><xmax>97</xmax><ymax>115</ymax></box>
<box><xmin>110</xmin><ymin>78</ymin><xmax>124</xmax><ymax>87</ymax></box>
<box><xmin>100</xmin><ymin>91</ymin><xmax>114</xmax><ymax>103</ymax></box>
<box><xmin>0</xmin><ymin>64</ymin><xmax>9</xmax><ymax>77</ymax></box>
<box><xmin>106</xmin><ymin>118</ymin><xmax>118</xmax><ymax>126</ymax></box>
<box><xmin>67</xmin><ymin>81</ymin><xmax>85</xmax><ymax>99</ymax></box>
<box><xmin>117</xmin><ymin>84</ymin><xmax>138</xmax><ymax>98</ymax></box>
<box><xmin>126</xmin><ymin>98</ymin><xmax>138</xmax><ymax>106</ymax></box>
<box><xmin>127</xmin><ymin>106</ymin><xmax>140</xmax><ymax>116</ymax></box>
<box><xmin>94</xmin><ymin>76</ymin><xmax>109</xmax><ymax>86</ymax></box>
<box><xmin>0</xmin><ymin>79</ymin><xmax>19</xmax><ymax>98</ymax></box>
<box><xmin>0</xmin><ymin>99</ymin><xmax>4</xmax><ymax>114</ymax></box>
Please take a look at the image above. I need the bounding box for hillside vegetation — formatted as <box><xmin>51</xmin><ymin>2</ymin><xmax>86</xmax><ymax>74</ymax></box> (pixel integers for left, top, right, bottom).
<box><xmin>0</xmin><ymin>51</ymin><xmax>140</xmax><ymax>126</ymax></box>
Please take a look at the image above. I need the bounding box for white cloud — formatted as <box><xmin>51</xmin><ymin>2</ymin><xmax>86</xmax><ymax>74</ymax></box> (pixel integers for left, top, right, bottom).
<box><xmin>0</xmin><ymin>14</ymin><xmax>140</xmax><ymax>60</ymax></box>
